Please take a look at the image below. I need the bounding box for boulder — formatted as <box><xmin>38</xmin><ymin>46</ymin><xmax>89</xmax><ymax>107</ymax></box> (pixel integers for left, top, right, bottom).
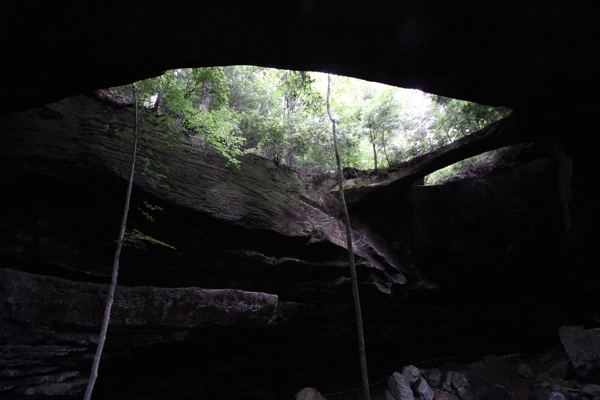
<box><xmin>517</xmin><ymin>363</ymin><xmax>534</xmax><ymax>379</ymax></box>
<box><xmin>295</xmin><ymin>387</ymin><xmax>326</xmax><ymax>400</ymax></box>
<box><xmin>548</xmin><ymin>392</ymin><xmax>567</xmax><ymax>400</ymax></box>
<box><xmin>415</xmin><ymin>377</ymin><xmax>435</xmax><ymax>400</ymax></box>
<box><xmin>488</xmin><ymin>384</ymin><xmax>510</xmax><ymax>400</ymax></box>
<box><xmin>451</xmin><ymin>372</ymin><xmax>470</xmax><ymax>400</ymax></box>
<box><xmin>558</xmin><ymin>326</ymin><xmax>600</xmax><ymax>379</ymax></box>
<box><xmin>582</xmin><ymin>385</ymin><xmax>600</xmax><ymax>396</ymax></box>
<box><xmin>443</xmin><ymin>371</ymin><xmax>453</xmax><ymax>392</ymax></box>
<box><xmin>549</xmin><ymin>359</ymin><xmax>570</xmax><ymax>379</ymax></box>
<box><xmin>428</xmin><ymin>368</ymin><xmax>442</xmax><ymax>388</ymax></box>
<box><xmin>389</xmin><ymin>372</ymin><xmax>415</xmax><ymax>400</ymax></box>
<box><xmin>434</xmin><ymin>393</ymin><xmax>460</xmax><ymax>400</ymax></box>
<box><xmin>465</xmin><ymin>355</ymin><xmax>518</xmax><ymax>398</ymax></box>
<box><xmin>403</xmin><ymin>365</ymin><xmax>421</xmax><ymax>385</ymax></box>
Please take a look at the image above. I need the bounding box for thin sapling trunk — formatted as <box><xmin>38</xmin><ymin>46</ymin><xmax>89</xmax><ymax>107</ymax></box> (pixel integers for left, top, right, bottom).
<box><xmin>327</xmin><ymin>74</ymin><xmax>371</xmax><ymax>400</ymax></box>
<box><xmin>83</xmin><ymin>84</ymin><xmax>140</xmax><ymax>400</ymax></box>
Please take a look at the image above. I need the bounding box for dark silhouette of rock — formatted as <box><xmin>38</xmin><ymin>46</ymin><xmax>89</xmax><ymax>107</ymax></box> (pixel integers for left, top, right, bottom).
<box><xmin>1</xmin><ymin>3</ymin><xmax>600</xmax><ymax>115</ymax></box>
<box><xmin>389</xmin><ymin>372</ymin><xmax>415</xmax><ymax>400</ymax></box>
<box><xmin>582</xmin><ymin>384</ymin><xmax>600</xmax><ymax>396</ymax></box>
<box><xmin>451</xmin><ymin>372</ymin><xmax>470</xmax><ymax>400</ymax></box>
<box><xmin>0</xmin><ymin>268</ymin><xmax>279</xmax><ymax>330</ymax></box>
<box><xmin>416</xmin><ymin>377</ymin><xmax>435</xmax><ymax>400</ymax></box>
<box><xmin>295</xmin><ymin>387</ymin><xmax>326</xmax><ymax>400</ymax></box>
<box><xmin>0</xmin><ymin>3</ymin><xmax>600</xmax><ymax>399</ymax></box>
<box><xmin>403</xmin><ymin>365</ymin><xmax>421</xmax><ymax>385</ymax></box>
<box><xmin>558</xmin><ymin>326</ymin><xmax>600</xmax><ymax>380</ymax></box>
<box><xmin>427</xmin><ymin>368</ymin><xmax>442</xmax><ymax>389</ymax></box>
<box><xmin>0</xmin><ymin>93</ymin><xmax>594</xmax><ymax>399</ymax></box>
<box><xmin>548</xmin><ymin>392</ymin><xmax>567</xmax><ymax>400</ymax></box>
<box><xmin>517</xmin><ymin>363</ymin><xmax>534</xmax><ymax>378</ymax></box>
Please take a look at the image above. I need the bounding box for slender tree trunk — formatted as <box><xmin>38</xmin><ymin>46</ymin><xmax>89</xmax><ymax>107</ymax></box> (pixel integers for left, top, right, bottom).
<box><xmin>444</xmin><ymin>128</ymin><xmax>452</xmax><ymax>144</ymax></box>
<box><xmin>199</xmin><ymin>80</ymin><xmax>212</xmax><ymax>111</ymax></box>
<box><xmin>372</xmin><ymin>141</ymin><xmax>378</xmax><ymax>172</ymax></box>
<box><xmin>285</xmin><ymin>93</ymin><xmax>293</xmax><ymax>167</ymax></box>
<box><xmin>152</xmin><ymin>85</ymin><xmax>168</xmax><ymax>114</ymax></box>
<box><xmin>327</xmin><ymin>74</ymin><xmax>371</xmax><ymax>400</ymax></box>
<box><xmin>382</xmin><ymin>132</ymin><xmax>391</xmax><ymax>167</ymax></box>
<box><xmin>83</xmin><ymin>84</ymin><xmax>139</xmax><ymax>400</ymax></box>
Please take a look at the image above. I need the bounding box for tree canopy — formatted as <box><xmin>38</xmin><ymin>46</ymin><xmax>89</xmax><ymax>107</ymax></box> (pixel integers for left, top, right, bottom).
<box><xmin>110</xmin><ymin>66</ymin><xmax>510</xmax><ymax>180</ymax></box>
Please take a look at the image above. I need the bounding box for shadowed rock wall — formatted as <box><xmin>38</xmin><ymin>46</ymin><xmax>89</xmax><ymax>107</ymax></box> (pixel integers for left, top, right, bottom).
<box><xmin>2</xmin><ymin>3</ymin><xmax>600</xmax><ymax>115</ymax></box>
<box><xmin>0</xmin><ymin>96</ymin><xmax>592</xmax><ymax>399</ymax></box>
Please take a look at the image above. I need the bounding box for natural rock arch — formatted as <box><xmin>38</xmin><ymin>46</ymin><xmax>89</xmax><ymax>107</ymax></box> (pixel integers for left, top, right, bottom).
<box><xmin>2</xmin><ymin>2</ymin><xmax>600</xmax><ymax>115</ymax></box>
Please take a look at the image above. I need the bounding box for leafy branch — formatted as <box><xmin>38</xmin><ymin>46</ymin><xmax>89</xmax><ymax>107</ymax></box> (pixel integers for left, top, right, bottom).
<box><xmin>124</xmin><ymin>228</ymin><xmax>176</xmax><ymax>250</ymax></box>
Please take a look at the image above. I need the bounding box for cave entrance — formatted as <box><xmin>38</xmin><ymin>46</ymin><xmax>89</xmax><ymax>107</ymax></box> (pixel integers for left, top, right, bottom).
<box><xmin>107</xmin><ymin>66</ymin><xmax>510</xmax><ymax>179</ymax></box>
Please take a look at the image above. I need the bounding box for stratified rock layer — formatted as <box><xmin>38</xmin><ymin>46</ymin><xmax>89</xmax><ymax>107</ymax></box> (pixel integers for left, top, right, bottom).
<box><xmin>0</xmin><ymin>95</ymin><xmax>408</xmax><ymax>297</ymax></box>
<box><xmin>0</xmin><ymin>95</ymin><xmax>592</xmax><ymax>399</ymax></box>
<box><xmin>0</xmin><ymin>268</ymin><xmax>278</xmax><ymax>330</ymax></box>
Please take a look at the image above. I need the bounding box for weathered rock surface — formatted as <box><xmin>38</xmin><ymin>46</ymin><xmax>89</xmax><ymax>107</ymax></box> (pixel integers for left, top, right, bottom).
<box><xmin>415</xmin><ymin>377</ymin><xmax>435</xmax><ymax>400</ymax></box>
<box><xmin>0</xmin><ymin>95</ymin><xmax>416</xmax><ymax>398</ymax></box>
<box><xmin>0</xmin><ymin>95</ymin><xmax>595</xmax><ymax>398</ymax></box>
<box><xmin>0</xmin><ymin>95</ymin><xmax>409</xmax><ymax>298</ymax></box>
<box><xmin>389</xmin><ymin>372</ymin><xmax>414</xmax><ymax>400</ymax></box>
<box><xmin>2</xmin><ymin>3</ymin><xmax>600</xmax><ymax>115</ymax></box>
<box><xmin>0</xmin><ymin>268</ymin><xmax>278</xmax><ymax>330</ymax></box>
<box><xmin>582</xmin><ymin>384</ymin><xmax>600</xmax><ymax>396</ymax></box>
<box><xmin>1</xmin><ymin>3</ymin><xmax>600</xmax><ymax>398</ymax></box>
<box><xmin>295</xmin><ymin>387</ymin><xmax>326</xmax><ymax>400</ymax></box>
<box><xmin>517</xmin><ymin>363</ymin><xmax>534</xmax><ymax>379</ymax></box>
<box><xmin>395</xmin><ymin>345</ymin><xmax>600</xmax><ymax>400</ymax></box>
<box><xmin>403</xmin><ymin>365</ymin><xmax>421</xmax><ymax>385</ymax></box>
<box><xmin>428</xmin><ymin>368</ymin><xmax>442</xmax><ymax>388</ymax></box>
<box><xmin>558</xmin><ymin>326</ymin><xmax>600</xmax><ymax>380</ymax></box>
<box><xmin>0</xmin><ymin>268</ymin><xmax>279</xmax><ymax>397</ymax></box>
<box><xmin>345</xmin><ymin>115</ymin><xmax>554</xmax><ymax>208</ymax></box>
<box><xmin>463</xmin><ymin>355</ymin><xmax>516</xmax><ymax>400</ymax></box>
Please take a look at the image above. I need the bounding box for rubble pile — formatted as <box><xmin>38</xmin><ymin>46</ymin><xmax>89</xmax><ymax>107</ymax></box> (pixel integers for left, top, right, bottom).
<box><xmin>385</xmin><ymin>325</ymin><xmax>600</xmax><ymax>400</ymax></box>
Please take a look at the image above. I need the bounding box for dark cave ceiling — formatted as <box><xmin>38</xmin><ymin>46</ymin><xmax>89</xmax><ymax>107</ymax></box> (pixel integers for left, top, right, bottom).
<box><xmin>2</xmin><ymin>2</ymin><xmax>600</xmax><ymax>116</ymax></box>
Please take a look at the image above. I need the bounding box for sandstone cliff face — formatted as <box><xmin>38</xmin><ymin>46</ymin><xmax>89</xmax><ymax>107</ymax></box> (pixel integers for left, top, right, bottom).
<box><xmin>0</xmin><ymin>95</ymin><xmax>408</xmax><ymax>294</ymax></box>
<box><xmin>0</xmin><ymin>96</ymin><xmax>584</xmax><ymax>399</ymax></box>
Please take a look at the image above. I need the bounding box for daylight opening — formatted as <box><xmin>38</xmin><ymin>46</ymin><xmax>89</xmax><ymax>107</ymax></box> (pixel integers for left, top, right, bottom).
<box><xmin>105</xmin><ymin>66</ymin><xmax>511</xmax><ymax>180</ymax></box>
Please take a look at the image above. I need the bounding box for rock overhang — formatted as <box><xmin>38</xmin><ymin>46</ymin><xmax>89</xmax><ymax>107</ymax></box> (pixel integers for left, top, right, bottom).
<box><xmin>1</xmin><ymin>2</ymin><xmax>600</xmax><ymax>116</ymax></box>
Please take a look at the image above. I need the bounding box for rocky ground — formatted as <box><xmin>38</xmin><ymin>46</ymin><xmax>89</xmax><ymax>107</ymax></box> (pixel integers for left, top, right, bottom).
<box><xmin>300</xmin><ymin>324</ymin><xmax>600</xmax><ymax>400</ymax></box>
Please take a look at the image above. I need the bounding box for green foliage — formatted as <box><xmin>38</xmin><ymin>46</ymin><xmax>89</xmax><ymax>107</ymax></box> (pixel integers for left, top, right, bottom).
<box><xmin>224</xmin><ymin>66</ymin><xmax>334</xmax><ymax>171</ymax></box>
<box><xmin>277</xmin><ymin>70</ymin><xmax>323</xmax><ymax>113</ymax></box>
<box><xmin>429</xmin><ymin>95</ymin><xmax>510</xmax><ymax>140</ymax></box>
<box><xmin>361</xmin><ymin>88</ymin><xmax>401</xmax><ymax>169</ymax></box>
<box><xmin>124</xmin><ymin>228</ymin><xmax>176</xmax><ymax>250</ymax></box>
<box><xmin>118</xmin><ymin>68</ymin><xmax>245</xmax><ymax>167</ymax></box>
<box><xmin>111</xmin><ymin>67</ymin><xmax>510</xmax><ymax>179</ymax></box>
<box><xmin>138</xmin><ymin>153</ymin><xmax>169</xmax><ymax>190</ymax></box>
<box><xmin>138</xmin><ymin>201</ymin><xmax>163</xmax><ymax>222</ymax></box>
<box><xmin>425</xmin><ymin>151</ymin><xmax>499</xmax><ymax>185</ymax></box>
<box><xmin>127</xmin><ymin>201</ymin><xmax>174</xmax><ymax>250</ymax></box>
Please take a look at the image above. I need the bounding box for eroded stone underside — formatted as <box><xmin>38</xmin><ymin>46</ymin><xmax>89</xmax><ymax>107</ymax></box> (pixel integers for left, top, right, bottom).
<box><xmin>0</xmin><ymin>96</ymin><xmax>597</xmax><ymax>398</ymax></box>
